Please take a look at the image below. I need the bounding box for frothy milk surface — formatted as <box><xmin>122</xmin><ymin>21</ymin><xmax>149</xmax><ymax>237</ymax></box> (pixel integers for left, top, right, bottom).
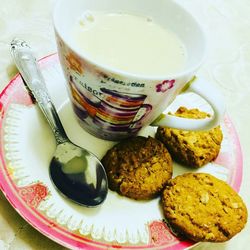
<box><xmin>73</xmin><ymin>11</ymin><xmax>187</xmax><ymax>76</ymax></box>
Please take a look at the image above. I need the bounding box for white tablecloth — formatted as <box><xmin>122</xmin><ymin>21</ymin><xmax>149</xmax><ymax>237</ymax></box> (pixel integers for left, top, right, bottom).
<box><xmin>0</xmin><ymin>0</ymin><xmax>249</xmax><ymax>249</ymax></box>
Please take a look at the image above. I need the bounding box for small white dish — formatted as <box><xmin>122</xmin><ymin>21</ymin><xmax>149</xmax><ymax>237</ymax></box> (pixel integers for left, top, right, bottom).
<box><xmin>0</xmin><ymin>54</ymin><xmax>243</xmax><ymax>250</ymax></box>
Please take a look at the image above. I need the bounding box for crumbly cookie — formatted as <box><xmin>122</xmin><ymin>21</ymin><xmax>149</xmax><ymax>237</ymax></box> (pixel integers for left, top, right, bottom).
<box><xmin>162</xmin><ymin>173</ymin><xmax>248</xmax><ymax>242</ymax></box>
<box><xmin>156</xmin><ymin>107</ymin><xmax>223</xmax><ymax>167</ymax></box>
<box><xmin>102</xmin><ymin>136</ymin><xmax>172</xmax><ymax>200</ymax></box>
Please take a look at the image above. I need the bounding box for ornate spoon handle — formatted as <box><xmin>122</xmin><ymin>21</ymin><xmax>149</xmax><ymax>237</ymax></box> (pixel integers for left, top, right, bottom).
<box><xmin>10</xmin><ymin>38</ymin><xmax>68</xmax><ymax>144</ymax></box>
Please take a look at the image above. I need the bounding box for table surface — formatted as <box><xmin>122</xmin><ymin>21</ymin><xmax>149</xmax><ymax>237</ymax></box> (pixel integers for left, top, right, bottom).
<box><xmin>0</xmin><ymin>0</ymin><xmax>249</xmax><ymax>249</ymax></box>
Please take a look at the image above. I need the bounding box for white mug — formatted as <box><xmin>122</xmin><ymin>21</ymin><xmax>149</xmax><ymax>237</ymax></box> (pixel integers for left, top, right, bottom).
<box><xmin>53</xmin><ymin>0</ymin><xmax>225</xmax><ymax>141</ymax></box>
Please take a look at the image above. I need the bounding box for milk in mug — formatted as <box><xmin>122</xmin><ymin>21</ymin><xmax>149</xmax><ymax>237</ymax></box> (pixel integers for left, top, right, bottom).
<box><xmin>72</xmin><ymin>11</ymin><xmax>187</xmax><ymax>76</ymax></box>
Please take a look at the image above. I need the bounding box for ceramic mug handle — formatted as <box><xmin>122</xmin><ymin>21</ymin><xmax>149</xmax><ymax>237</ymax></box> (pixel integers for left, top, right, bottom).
<box><xmin>152</xmin><ymin>77</ymin><xmax>226</xmax><ymax>130</ymax></box>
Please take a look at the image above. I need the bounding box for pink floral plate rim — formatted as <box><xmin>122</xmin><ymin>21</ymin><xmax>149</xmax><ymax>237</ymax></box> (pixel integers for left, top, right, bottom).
<box><xmin>0</xmin><ymin>54</ymin><xmax>243</xmax><ymax>250</ymax></box>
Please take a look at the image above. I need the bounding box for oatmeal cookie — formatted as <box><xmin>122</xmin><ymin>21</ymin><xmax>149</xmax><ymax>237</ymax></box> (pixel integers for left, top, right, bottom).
<box><xmin>156</xmin><ymin>107</ymin><xmax>223</xmax><ymax>167</ymax></box>
<box><xmin>102</xmin><ymin>136</ymin><xmax>172</xmax><ymax>200</ymax></box>
<box><xmin>162</xmin><ymin>173</ymin><xmax>248</xmax><ymax>242</ymax></box>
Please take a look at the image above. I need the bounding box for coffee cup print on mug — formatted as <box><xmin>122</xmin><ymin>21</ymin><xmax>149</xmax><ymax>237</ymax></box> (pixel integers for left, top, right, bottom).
<box><xmin>69</xmin><ymin>78</ymin><xmax>152</xmax><ymax>138</ymax></box>
<box><xmin>53</xmin><ymin>0</ymin><xmax>225</xmax><ymax>141</ymax></box>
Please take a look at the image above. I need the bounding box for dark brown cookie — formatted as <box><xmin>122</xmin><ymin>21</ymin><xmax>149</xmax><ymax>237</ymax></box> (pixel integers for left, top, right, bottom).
<box><xmin>156</xmin><ymin>107</ymin><xmax>223</xmax><ymax>167</ymax></box>
<box><xmin>102</xmin><ymin>136</ymin><xmax>172</xmax><ymax>200</ymax></box>
<box><xmin>162</xmin><ymin>173</ymin><xmax>248</xmax><ymax>242</ymax></box>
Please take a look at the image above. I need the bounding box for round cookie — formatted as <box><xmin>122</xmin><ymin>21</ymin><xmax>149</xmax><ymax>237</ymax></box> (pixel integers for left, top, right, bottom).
<box><xmin>156</xmin><ymin>107</ymin><xmax>223</xmax><ymax>167</ymax></box>
<box><xmin>102</xmin><ymin>136</ymin><xmax>172</xmax><ymax>200</ymax></box>
<box><xmin>162</xmin><ymin>173</ymin><xmax>248</xmax><ymax>242</ymax></box>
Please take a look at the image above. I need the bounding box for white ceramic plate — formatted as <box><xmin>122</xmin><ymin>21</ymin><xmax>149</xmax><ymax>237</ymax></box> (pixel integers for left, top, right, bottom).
<box><xmin>0</xmin><ymin>54</ymin><xmax>243</xmax><ymax>250</ymax></box>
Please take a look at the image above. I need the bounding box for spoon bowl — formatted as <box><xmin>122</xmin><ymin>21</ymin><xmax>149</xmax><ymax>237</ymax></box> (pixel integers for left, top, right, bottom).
<box><xmin>11</xmin><ymin>38</ymin><xmax>108</xmax><ymax>207</ymax></box>
<box><xmin>50</xmin><ymin>141</ymin><xmax>108</xmax><ymax>207</ymax></box>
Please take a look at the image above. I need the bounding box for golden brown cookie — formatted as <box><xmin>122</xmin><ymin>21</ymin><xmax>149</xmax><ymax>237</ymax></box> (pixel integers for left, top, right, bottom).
<box><xmin>156</xmin><ymin>107</ymin><xmax>223</xmax><ymax>167</ymax></box>
<box><xmin>162</xmin><ymin>173</ymin><xmax>248</xmax><ymax>242</ymax></box>
<box><xmin>102</xmin><ymin>136</ymin><xmax>172</xmax><ymax>200</ymax></box>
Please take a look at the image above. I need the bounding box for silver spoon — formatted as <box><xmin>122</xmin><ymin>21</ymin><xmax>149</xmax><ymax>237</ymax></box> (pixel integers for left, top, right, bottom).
<box><xmin>10</xmin><ymin>39</ymin><xmax>108</xmax><ymax>207</ymax></box>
